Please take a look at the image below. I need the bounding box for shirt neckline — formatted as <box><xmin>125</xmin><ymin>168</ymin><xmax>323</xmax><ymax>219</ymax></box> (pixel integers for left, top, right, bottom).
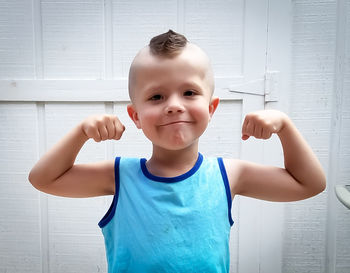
<box><xmin>140</xmin><ymin>153</ymin><xmax>203</xmax><ymax>183</ymax></box>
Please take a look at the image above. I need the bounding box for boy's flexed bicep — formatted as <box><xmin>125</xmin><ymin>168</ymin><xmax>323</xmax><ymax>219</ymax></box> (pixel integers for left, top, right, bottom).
<box><xmin>29</xmin><ymin>114</ymin><xmax>124</xmax><ymax>198</ymax></box>
<box><xmin>38</xmin><ymin>161</ymin><xmax>115</xmax><ymax>198</ymax></box>
<box><xmin>223</xmin><ymin>110</ymin><xmax>326</xmax><ymax>202</ymax></box>
<box><xmin>224</xmin><ymin>159</ymin><xmax>314</xmax><ymax>202</ymax></box>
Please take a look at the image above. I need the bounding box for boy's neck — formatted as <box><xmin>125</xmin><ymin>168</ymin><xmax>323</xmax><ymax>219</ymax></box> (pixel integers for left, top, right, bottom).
<box><xmin>146</xmin><ymin>144</ymin><xmax>199</xmax><ymax>178</ymax></box>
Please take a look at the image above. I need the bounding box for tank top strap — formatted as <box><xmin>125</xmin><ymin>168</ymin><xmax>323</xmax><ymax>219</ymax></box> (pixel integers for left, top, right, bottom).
<box><xmin>98</xmin><ymin>157</ymin><xmax>121</xmax><ymax>228</ymax></box>
<box><xmin>217</xmin><ymin>158</ymin><xmax>234</xmax><ymax>226</ymax></box>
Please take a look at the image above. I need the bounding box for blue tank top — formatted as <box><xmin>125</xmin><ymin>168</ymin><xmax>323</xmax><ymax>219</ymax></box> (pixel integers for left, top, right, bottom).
<box><xmin>99</xmin><ymin>153</ymin><xmax>233</xmax><ymax>273</ymax></box>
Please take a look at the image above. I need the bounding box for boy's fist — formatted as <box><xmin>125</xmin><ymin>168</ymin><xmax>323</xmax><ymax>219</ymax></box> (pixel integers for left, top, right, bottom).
<box><xmin>241</xmin><ymin>110</ymin><xmax>287</xmax><ymax>140</ymax></box>
<box><xmin>81</xmin><ymin>114</ymin><xmax>125</xmax><ymax>142</ymax></box>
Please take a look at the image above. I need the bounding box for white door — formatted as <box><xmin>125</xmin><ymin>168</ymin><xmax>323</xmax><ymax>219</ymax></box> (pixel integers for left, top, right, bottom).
<box><xmin>0</xmin><ymin>0</ymin><xmax>290</xmax><ymax>272</ymax></box>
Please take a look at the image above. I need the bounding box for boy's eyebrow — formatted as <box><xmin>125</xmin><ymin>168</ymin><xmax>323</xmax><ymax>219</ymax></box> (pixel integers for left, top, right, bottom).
<box><xmin>142</xmin><ymin>83</ymin><xmax>163</xmax><ymax>94</ymax></box>
<box><xmin>179</xmin><ymin>81</ymin><xmax>206</xmax><ymax>93</ymax></box>
<box><xmin>143</xmin><ymin>81</ymin><xmax>204</xmax><ymax>94</ymax></box>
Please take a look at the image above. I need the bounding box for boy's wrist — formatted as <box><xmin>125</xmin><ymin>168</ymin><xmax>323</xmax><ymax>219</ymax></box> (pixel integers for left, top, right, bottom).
<box><xmin>76</xmin><ymin>123</ymin><xmax>90</xmax><ymax>143</ymax></box>
<box><xmin>277</xmin><ymin>113</ymin><xmax>293</xmax><ymax>137</ymax></box>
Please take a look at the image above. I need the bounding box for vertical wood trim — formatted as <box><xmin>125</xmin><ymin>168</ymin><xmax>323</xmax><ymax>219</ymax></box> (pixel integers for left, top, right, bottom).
<box><xmin>325</xmin><ymin>0</ymin><xmax>346</xmax><ymax>272</ymax></box>
<box><xmin>261</xmin><ymin>0</ymin><xmax>292</xmax><ymax>270</ymax></box>
<box><xmin>263</xmin><ymin>0</ymin><xmax>270</xmax><ymax>75</ymax></box>
<box><xmin>241</xmin><ymin>0</ymin><xmax>269</xmax><ymax>81</ymax></box>
<box><xmin>33</xmin><ymin>1</ymin><xmax>47</xmax><ymax>269</ymax></box>
<box><xmin>240</xmin><ymin>0</ymin><xmax>246</xmax><ymax>75</ymax></box>
<box><xmin>103</xmin><ymin>0</ymin><xmax>113</xmax><ymax>79</ymax></box>
<box><xmin>104</xmin><ymin>102</ymin><xmax>115</xmax><ymax>219</ymax></box>
<box><xmin>237</xmin><ymin>95</ymin><xmax>265</xmax><ymax>273</ymax></box>
<box><xmin>32</xmin><ymin>0</ymin><xmax>44</xmax><ymax>79</ymax></box>
<box><xmin>177</xmin><ymin>0</ymin><xmax>185</xmax><ymax>34</ymax></box>
<box><xmin>105</xmin><ymin>102</ymin><xmax>115</xmax><ymax>160</ymax></box>
<box><xmin>36</xmin><ymin>102</ymin><xmax>50</xmax><ymax>273</ymax></box>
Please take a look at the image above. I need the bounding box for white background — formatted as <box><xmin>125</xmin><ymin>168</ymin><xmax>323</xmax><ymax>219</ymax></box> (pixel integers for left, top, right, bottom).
<box><xmin>0</xmin><ymin>0</ymin><xmax>349</xmax><ymax>272</ymax></box>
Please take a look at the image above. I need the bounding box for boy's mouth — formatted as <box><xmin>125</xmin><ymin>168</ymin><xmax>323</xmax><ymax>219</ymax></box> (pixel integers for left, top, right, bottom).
<box><xmin>159</xmin><ymin>121</ymin><xmax>193</xmax><ymax>126</ymax></box>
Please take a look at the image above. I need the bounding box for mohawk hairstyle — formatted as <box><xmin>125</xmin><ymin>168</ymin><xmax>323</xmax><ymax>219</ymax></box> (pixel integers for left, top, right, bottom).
<box><xmin>149</xmin><ymin>29</ymin><xmax>188</xmax><ymax>57</ymax></box>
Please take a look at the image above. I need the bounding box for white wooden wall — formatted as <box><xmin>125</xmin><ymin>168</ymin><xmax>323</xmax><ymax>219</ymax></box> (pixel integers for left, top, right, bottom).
<box><xmin>284</xmin><ymin>1</ymin><xmax>350</xmax><ymax>273</ymax></box>
<box><xmin>0</xmin><ymin>0</ymin><xmax>349</xmax><ymax>273</ymax></box>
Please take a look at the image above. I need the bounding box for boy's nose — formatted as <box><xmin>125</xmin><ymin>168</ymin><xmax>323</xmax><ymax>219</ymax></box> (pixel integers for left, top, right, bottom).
<box><xmin>165</xmin><ymin>96</ymin><xmax>185</xmax><ymax>114</ymax></box>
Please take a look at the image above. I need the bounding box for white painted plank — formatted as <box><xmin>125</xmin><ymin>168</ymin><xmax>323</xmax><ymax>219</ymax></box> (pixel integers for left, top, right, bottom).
<box><xmin>335</xmin><ymin>1</ymin><xmax>350</xmax><ymax>272</ymax></box>
<box><xmin>44</xmin><ymin>103</ymin><xmax>110</xmax><ymax>272</ymax></box>
<box><xmin>2</xmin><ymin>1</ymin><xmax>348</xmax><ymax>272</ymax></box>
<box><xmin>0</xmin><ymin>80</ymin><xmax>130</xmax><ymax>101</ymax></box>
<box><xmin>236</xmin><ymin>94</ymin><xmax>266</xmax><ymax>273</ymax></box>
<box><xmin>36</xmin><ymin>102</ymin><xmax>49</xmax><ymax>273</ymax></box>
<box><xmin>103</xmin><ymin>0</ymin><xmax>113</xmax><ymax>79</ymax></box>
<box><xmin>33</xmin><ymin>0</ymin><xmax>44</xmax><ymax>79</ymax></box>
<box><xmin>259</xmin><ymin>0</ymin><xmax>293</xmax><ymax>272</ymax></box>
<box><xmin>0</xmin><ymin>0</ymin><xmax>35</xmax><ymax>79</ymax></box>
<box><xmin>284</xmin><ymin>1</ymin><xmax>337</xmax><ymax>272</ymax></box>
<box><xmin>242</xmin><ymin>0</ymin><xmax>268</xmax><ymax>82</ymax></box>
<box><xmin>0</xmin><ymin>77</ymin><xmax>248</xmax><ymax>102</ymax></box>
<box><xmin>200</xmin><ymin>100</ymin><xmax>242</xmax><ymax>159</ymax></box>
<box><xmin>185</xmin><ymin>0</ymin><xmax>244</xmax><ymax>78</ymax></box>
<box><xmin>41</xmin><ymin>1</ymin><xmax>104</xmax><ymax>79</ymax></box>
<box><xmin>0</xmin><ymin>103</ymin><xmax>41</xmax><ymax>272</ymax></box>
<box><xmin>112</xmin><ymin>0</ymin><xmax>178</xmax><ymax>78</ymax></box>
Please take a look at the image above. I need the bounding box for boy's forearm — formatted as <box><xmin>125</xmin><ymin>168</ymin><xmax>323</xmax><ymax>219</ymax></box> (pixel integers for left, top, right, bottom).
<box><xmin>277</xmin><ymin>117</ymin><xmax>326</xmax><ymax>194</ymax></box>
<box><xmin>28</xmin><ymin>124</ymin><xmax>88</xmax><ymax>189</ymax></box>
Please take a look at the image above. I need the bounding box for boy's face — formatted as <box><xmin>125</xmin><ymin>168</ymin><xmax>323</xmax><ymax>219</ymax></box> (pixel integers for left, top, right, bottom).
<box><xmin>127</xmin><ymin>44</ymin><xmax>219</xmax><ymax>152</ymax></box>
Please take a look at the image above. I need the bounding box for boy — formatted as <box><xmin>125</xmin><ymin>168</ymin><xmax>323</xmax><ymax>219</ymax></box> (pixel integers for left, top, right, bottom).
<box><xmin>29</xmin><ymin>30</ymin><xmax>326</xmax><ymax>272</ymax></box>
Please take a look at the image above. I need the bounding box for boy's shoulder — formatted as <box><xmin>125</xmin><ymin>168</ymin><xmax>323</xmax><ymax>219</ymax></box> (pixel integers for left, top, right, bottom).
<box><xmin>220</xmin><ymin>158</ymin><xmax>245</xmax><ymax>195</ymax></box>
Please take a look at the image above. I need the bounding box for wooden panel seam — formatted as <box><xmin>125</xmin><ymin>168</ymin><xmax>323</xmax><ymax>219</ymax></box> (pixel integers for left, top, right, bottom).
<box><xmin>36</xmin><ymin>102</ymin><xmax>50</xmax><ymax>273</ymax></box>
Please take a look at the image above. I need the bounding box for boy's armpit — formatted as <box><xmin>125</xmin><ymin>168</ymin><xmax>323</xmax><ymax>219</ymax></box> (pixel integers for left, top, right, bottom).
<box><xmin>222</xmin><ymin>159</ymin><xmax>322</xmax><ymax>202</ymax></box>
<box><xmin>39</xmin><ymin>160</ymin><xmax>115</xmax><ymax>198</ymax></box>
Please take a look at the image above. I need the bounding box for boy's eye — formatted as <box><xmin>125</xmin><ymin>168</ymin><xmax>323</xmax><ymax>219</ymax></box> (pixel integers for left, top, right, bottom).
<box><xmin>150</xmin><ymin>94</ymin><xmax>162</xmax><ymax>101</ymax></box>
<box><xmin>184</xmin><ymin>90</ymin><xmax>195</xmax><ymax>96</ymax></box>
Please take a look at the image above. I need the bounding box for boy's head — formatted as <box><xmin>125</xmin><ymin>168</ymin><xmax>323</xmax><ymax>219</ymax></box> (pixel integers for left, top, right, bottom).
<box><xmin>127</xmin><ymin>30</ymin><xmax>219</xmax><ymax>151</ymax></box>
<box><xmin>128</xmin><ymin>30</ymin><xmax>215</xmax><ymax>102</ymax></box>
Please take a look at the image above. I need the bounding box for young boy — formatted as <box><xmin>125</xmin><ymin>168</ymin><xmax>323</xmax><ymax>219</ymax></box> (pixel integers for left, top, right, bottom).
<box><xmin>29</xmin><ymin>30</ymin><xmax>326</xmax><ymax>273</ymax></box>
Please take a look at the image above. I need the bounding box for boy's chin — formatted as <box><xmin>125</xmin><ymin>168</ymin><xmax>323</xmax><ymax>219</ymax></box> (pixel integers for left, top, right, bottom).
<box><xmin>152</xmin><ymin>140</ymin><xmax>199</xmax><ymax>153</ymax></box>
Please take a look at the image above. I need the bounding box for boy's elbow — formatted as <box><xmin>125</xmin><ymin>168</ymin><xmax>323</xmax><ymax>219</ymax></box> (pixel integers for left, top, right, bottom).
<box><xmin>28</xmin><ymin>169</ymin><xmax>45</xmax><ymax>191</ymax></box>
<box><xmin>317</xmin><ymin>170</ymin><xmax>327</xmax><ymax>192</ymax></box>
<box><xmin>320</xmin><ymin>175</ymin><xmax>327</xmax><ymax>192</ymax></box>
<box><xmin>317</xmin><ymin>177</ymin><xmax>327</xmax><ymax>194</ymax></box>
<box><xmin>28</xmin><ymin>170</ymin><xmax>38</xmax><ymax>189</ymax></box>
<box><xmin>308</xmin><ymin>175</ymin><xmax>327</xmax><ymax>198</ymax></box>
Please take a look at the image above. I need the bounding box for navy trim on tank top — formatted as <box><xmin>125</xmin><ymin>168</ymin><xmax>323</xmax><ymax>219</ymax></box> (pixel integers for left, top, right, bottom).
<box><xmin>98</xmin><ymin>157</ymin><xmax>121</xmax><ymax>228</ymax></box>
<box><xmin>217</xmin><ymin>158</ymin><xmax>234</xmax><ymax>226</ymax></box>
<box><xmin>140</xmin><ymin>153</ymin><xmax>203</xmax><ymax>183</ymax></box>
<box><xmin>98</xmin><ymin>155</ymin><xmax>234</xmax><ymax>228</ymax></box>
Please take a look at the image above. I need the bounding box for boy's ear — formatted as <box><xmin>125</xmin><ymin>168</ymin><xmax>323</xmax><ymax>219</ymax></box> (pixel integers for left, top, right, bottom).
<box><xmin>209</xmin><ymin>97</ymin><xmax>220</xmax><ymax>119</ymax></box>
<box><xmin>127</xmin><ymin>104</ymin><xmax>141</xmax><ymax>129</ymax></box>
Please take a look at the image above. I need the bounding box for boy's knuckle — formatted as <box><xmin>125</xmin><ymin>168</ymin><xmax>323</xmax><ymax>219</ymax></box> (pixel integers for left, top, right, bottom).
<box><xmin>86</xmin><ymin>128</ymin><xmax>95</xmax><ymax>138</ymax></box>
<box><xmin>263</xmin><ymin>120</ymin><xmax>271</xmax><ymax>127</ymax></box>
<box><xmin>102</xmin><ymin>115</ymin><xmax>110</xmax><ymax>123</ymax></box>
<box><xmin>94</xmin><ymin>119</ymin><xmax>102</xmax><ymax>126</ymax></box>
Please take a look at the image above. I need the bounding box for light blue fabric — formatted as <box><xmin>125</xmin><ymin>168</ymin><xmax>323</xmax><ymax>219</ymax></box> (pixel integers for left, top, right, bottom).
<box><xmin>99</xmin><ymin>153</ymin><xmax>233</xmax><ymax>273</ymax></box>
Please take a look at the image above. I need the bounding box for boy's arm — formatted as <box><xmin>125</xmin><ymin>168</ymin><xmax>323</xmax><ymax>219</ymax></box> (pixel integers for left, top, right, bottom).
<box><xmin>28</xmin><ymin>115</ymin><xmax>125</xmax><ymax>198</ymax></box>
<box><xmin>226</xmin><ymin>110</ymin><xmax>326</xmax><ymax>202</ymax></box>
